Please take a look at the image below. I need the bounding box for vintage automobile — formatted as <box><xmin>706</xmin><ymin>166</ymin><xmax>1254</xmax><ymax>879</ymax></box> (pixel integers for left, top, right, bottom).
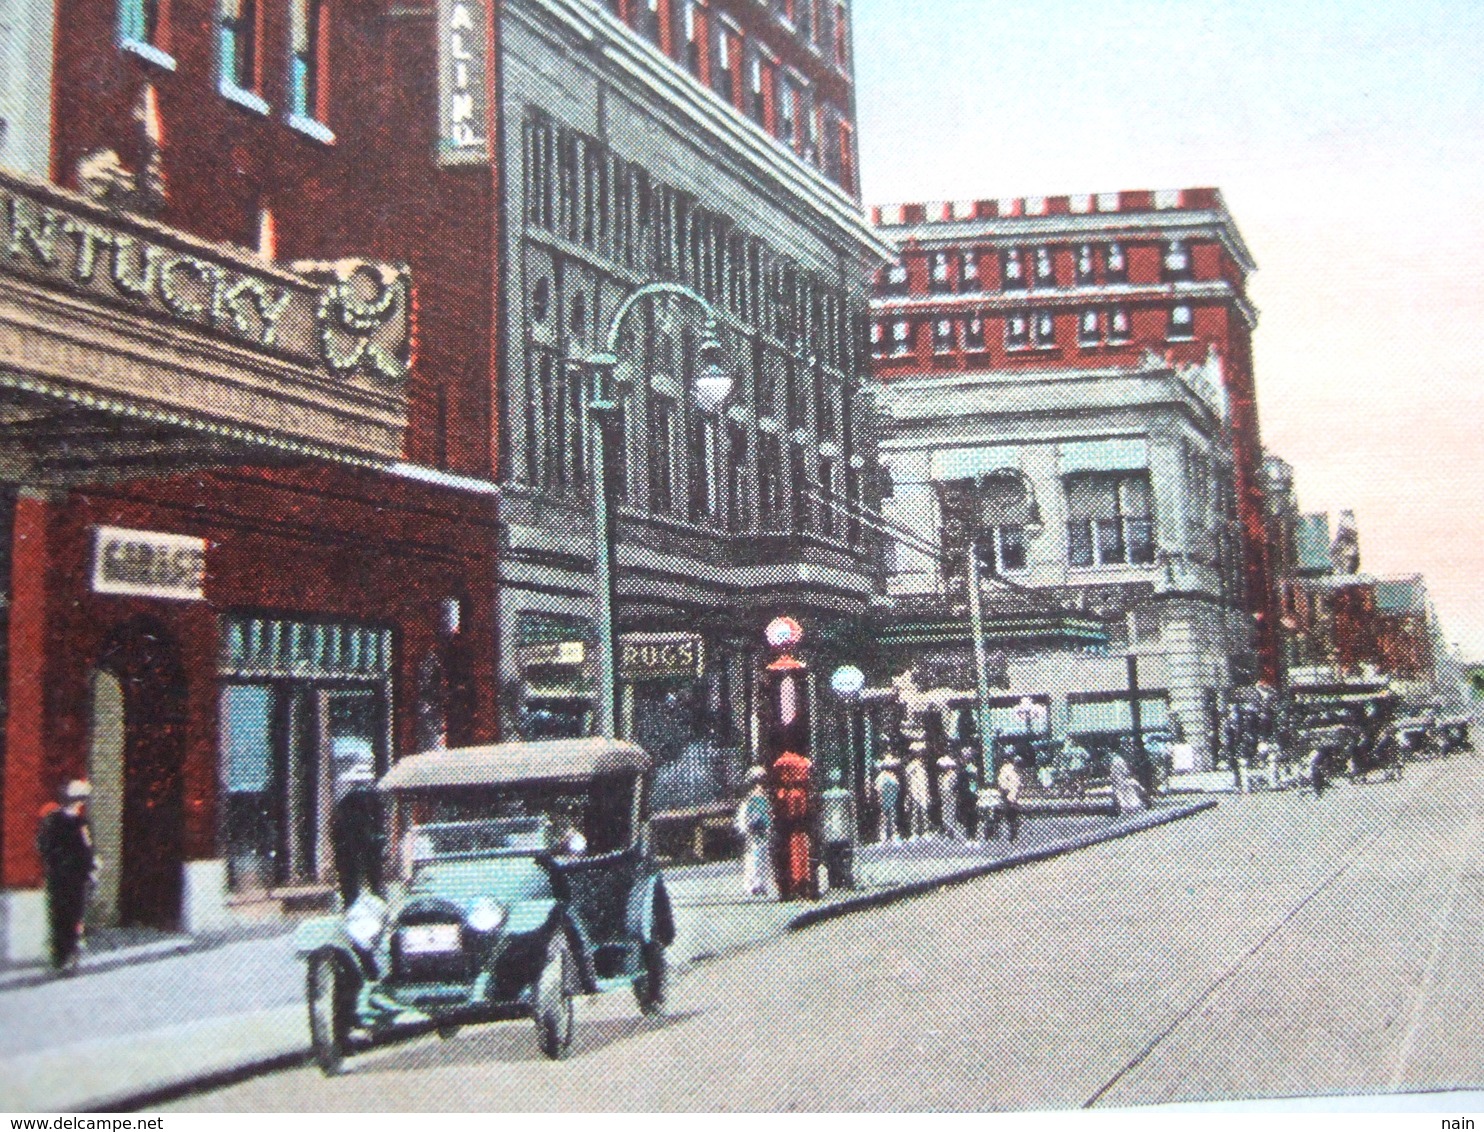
<box><xmin>294</xmin><ymin>738</ymin><xmax>675</xmax><ymax>1073</ymax></box>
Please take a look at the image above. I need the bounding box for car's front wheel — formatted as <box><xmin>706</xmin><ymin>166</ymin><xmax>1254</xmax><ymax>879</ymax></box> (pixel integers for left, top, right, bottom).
<box><xmin>307</xmin><ymin>953</ymin><xmax>349</xmax><ymax>1076</ymax></box>
<box><xmin>534</xmin><ymin>936</ymin><xmax>575</xmax><ymax>1060</ymax></box>
<box><xmin>634</xmin><ymin>940</ymin><xmax>666</xmax><ymax>1016</ymax></box>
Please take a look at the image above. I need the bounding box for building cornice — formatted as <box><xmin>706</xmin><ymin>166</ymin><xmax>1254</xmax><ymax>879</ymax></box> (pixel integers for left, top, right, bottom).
<box><xmin>515</xmin><ymin>0</ymin><xmax>895</xmax><ymax>263</ymax></box>
<box><xmin>874</xmin><ymin>206</ymin><xmax>1256</xmax><ymax>273</ymax></box>
<box><xmin>874</xmin><ymin>361</ymin><xmax>1227</xmax><ymax>433</ymax></box>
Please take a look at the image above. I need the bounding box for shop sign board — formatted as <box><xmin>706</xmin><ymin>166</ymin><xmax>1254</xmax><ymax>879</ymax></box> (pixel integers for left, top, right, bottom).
<box><xmin>620</xmin><ymin>633</ymin><xmax>704</xmax><ymax>681</ymax></box>
<box><xmin>518</xmin><ymin>641</ymin><xmax>588</xmax><ymax>668</ymax></box>
<box><xmin>92</xmin><ymin>525</ymin><xmax>206</xmax><ymax>601</ymax></box>
<box><xmin>436</xmin><ymin>0</ymin><xmax>492</xmax><ymax>165</ymax></box>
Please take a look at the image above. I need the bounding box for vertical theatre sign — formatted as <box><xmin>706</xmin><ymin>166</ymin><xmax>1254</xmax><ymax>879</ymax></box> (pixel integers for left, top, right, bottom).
<box><xmin>437</xmin><ymin>0</ymin><xmax>492</xmax><ymax>164</ymax></box>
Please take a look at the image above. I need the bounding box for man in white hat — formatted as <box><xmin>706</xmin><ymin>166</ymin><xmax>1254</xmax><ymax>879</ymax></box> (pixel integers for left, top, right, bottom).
<box><xmin>36</xmin><ymin>780</ymin><xmax>97</xmax><ymax>972</ymax></box>
<box><xmin>734</xmin><ymin>766</ymin><xmax>773</xmax><ymax>897</ymax></box>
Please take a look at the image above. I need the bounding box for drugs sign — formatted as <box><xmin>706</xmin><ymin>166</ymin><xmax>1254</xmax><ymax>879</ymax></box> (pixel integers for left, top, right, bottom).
<box><xmin>620</xmin><ymin>634</ymin><xmax>704</xmax><ymax>680</ymax></box>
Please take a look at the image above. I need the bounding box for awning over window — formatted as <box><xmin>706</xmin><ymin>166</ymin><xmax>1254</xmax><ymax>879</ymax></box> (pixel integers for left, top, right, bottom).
<box><xmin>931</xmin><ymin>445</ymin><xmax>1022</xmax><ymax>481</ymax></box>
<box><xmin>1068</xmin><ymin>696</ymin><xmax>1169</xmax><ymax>733</ymax></box>
<box><xmin>1059</xmin><ymin>438</ymin><xmax>1148</xmax><ymax>473</ymax></box>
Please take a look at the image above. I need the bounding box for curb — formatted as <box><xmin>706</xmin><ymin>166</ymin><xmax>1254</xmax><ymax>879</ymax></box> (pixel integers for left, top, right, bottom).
<box><xmin>87</xmin><ymin>1049</ymin><xmax>310</xmax><ymax>1114</ymax></box>
<box><xmin>786</xmin><ymin>799</ymin><xmax>1218</xmax><ymax>931</ymax></box>
<box><xmin>72</xmin><ymin>800</ymin><xmax>1215</xmax><ymax>1112</ymax></box>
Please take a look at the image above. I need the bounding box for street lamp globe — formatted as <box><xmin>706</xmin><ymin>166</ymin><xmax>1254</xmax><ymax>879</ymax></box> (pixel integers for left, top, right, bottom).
<box><xmin>693</xmin><ymin>322</ymin><xmax>731</xmax><ymax>413</ymax></box>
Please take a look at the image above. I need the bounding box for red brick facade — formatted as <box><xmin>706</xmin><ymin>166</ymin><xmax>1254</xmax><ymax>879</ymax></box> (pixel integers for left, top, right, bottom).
<box><xmin>3</xmin><ymin>1</ymin><xmax>506</xmax><ymax>917</ymax></box>
<box><xmin>868</xmin><ymin>189</ymin><xmax>1278</xmax><ymax>683</ymax></box>
<box><xmin>599</xmin><ymin>0</ymin><xmax>860</xmax><ymax>195</ymax></box>
<box><xmin>50</xmin><ymin>0</ymin><xmax>502</xmax><ymax>478</ymax></box>
<box><xmin>2</xmin><ymin>468</ymin><xmax>500</xmax><ymax>894</ymax></box>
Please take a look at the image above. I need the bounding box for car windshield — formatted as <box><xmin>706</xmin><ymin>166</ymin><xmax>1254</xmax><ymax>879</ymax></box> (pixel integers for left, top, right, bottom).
<box><xmin>406</xmin><ymin>818</ymin><xmax>554</xmax><ymax>864</ymax></box>
<box><xmin>392</xmin><ymin>772</ymin><xmax>641</xmax><ymax>878</ymax></box>
<box><xmin>409</xmin><ymin>854</ymin><xmax>555</xmax><ymax>903</ymax></box>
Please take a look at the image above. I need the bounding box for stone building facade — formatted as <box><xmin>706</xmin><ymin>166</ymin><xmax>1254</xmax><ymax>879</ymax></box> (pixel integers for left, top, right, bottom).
<box><xmin>495</xmin><ymin>0</ymin><xmax>890</xmax><ymax>814</ymax></box>
<box><xmin>872</xmin><ymin>352</ymin><xmax>1248</xmax><ymax>771</ymax></box>
<box><xmin>869</xmin><ymin>188</ymin><xmax>1275</xmax><ymax>686</ymax></box>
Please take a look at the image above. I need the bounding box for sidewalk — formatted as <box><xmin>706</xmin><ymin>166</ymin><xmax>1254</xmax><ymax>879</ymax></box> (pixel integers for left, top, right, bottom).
<box><xmin>0</xmin><ymin>797</ymin><xmax>1213</xmax><ymax>1112</ymax></box>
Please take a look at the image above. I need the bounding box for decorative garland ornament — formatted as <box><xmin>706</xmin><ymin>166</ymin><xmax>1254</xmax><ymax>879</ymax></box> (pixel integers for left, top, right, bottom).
<box><xmin>297</xmin><ymin>259</ymin><xmax>413</xmax><ymax>385</ymax></box>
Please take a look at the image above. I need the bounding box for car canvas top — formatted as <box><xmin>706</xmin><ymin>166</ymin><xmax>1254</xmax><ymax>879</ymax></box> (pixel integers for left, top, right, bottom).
<box><xmin>378</xmin><ymin>737</ymin><xmax>652</xmax><ymax>793</ymax></box>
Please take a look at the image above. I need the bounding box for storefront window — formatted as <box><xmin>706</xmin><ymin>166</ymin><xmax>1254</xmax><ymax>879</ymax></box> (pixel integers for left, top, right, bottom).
<box><xmin>218</xmin><ymin>615</ymin><xmax>390</xmax><ymax>893</ymax></box>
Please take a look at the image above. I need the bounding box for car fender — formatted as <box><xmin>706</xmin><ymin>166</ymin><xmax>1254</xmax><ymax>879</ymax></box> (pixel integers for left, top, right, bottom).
<box><xmin>626</xmin><ymin>873</ymin><xmax>676</xmax><ymax>947</ymax></box>
<box><xmin>295</xmin><ymin>917</ymin><xmax>376</xmax><ymax>980</ymax></box>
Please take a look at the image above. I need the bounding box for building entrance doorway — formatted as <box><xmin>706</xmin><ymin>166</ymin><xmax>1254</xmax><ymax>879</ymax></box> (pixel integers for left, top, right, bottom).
<box><xmin>91</xmin><ymin>618</ymin><xmax>187</xmax><ymax>929</ymax></box>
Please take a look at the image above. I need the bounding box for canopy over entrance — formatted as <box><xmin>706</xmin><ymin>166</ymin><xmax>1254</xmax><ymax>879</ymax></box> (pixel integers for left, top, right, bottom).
<box><xmin>0</xmin><ymin>169</ymin><xmax>413</xmax><ymax>485</ymax></box>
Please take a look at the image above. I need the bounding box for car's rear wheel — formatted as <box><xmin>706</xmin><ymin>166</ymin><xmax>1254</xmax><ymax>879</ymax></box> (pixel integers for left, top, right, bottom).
<box><xmin>634</xmin><ymin>940</ymin><xmax>667</xmax><ymax>1016</ymax></box>
<box><xmin>307</xmin><ymin>953</ymin><xmax>348</xmax><ymax>1076</ymax></box>
<box><xmin>535</xmin><ymin>936</ymin><xmax>575</xmax><ymax>1060</ymax></box>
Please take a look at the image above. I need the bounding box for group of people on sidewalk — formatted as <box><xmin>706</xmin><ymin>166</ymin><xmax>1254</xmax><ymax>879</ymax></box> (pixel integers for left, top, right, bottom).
<box><xmin>872</xmin><ymin>745</ymin><xmax>1029</xmax><ymax>844</ymax></box>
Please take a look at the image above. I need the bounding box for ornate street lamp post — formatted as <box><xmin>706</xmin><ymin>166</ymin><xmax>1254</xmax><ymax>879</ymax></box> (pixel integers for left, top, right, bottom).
<box><xmin>567</xmin><ymin>282</ymin><xmax>730</xmax><ymax>738</ymax></box>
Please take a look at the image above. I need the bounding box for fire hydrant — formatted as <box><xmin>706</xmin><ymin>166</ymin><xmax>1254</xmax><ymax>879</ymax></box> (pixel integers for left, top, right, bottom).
<box><xmin>771</xmin><ymin>749</ymin><xmax>816</xmax><ymax>900</ymax></box>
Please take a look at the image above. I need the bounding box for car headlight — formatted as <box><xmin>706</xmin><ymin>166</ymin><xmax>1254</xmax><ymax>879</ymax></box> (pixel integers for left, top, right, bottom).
<box><xmin>344</xmin><ymin>893</ymin><xmax>388</xmax><ymax>950</ymax></box>
<box><xmin>466</xmin><ymin>897</ymin><xmax>506</xmax><ymax>934</ymax></box>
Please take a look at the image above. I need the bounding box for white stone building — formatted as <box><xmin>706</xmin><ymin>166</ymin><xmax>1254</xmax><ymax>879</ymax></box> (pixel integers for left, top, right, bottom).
<box><xmin>873</xmin><ymin>351</ymin><xmax>1252</xmax><ymax>769</ymax></box>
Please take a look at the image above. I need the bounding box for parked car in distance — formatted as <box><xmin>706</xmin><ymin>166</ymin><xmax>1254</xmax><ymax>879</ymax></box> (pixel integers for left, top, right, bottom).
<box><xmin>295</xmin><ymin>738</ymin><xmax>675</xmax><ymax>1073</ymax></box>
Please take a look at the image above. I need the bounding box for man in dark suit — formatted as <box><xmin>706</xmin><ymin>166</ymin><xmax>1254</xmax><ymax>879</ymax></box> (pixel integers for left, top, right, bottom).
<box><xmin>36</xmin><ymin>780</ymin><xmax>97</xmax><ymax>973</ymax></box>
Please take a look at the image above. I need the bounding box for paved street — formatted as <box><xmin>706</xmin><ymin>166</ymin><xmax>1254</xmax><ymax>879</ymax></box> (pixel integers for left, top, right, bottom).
<box><xmin>168</xmin><ymin>752</ymin><xmax>1484</xmax><ymax>1112</ymax></box>
<box><xmin>0</xmin><ymin>799</ymin><xmax>1206</xmax><ymax>1110</ymax></box>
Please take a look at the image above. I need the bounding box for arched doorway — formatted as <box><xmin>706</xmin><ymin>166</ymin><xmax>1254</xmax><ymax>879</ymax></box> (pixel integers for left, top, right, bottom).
<box><xmin>93</xmin><ymin>618</ymin><xmax>187</xmax><ymax>929</ymax></box>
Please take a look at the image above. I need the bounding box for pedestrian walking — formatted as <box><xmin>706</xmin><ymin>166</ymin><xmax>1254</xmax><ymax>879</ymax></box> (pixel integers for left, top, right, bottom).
<box><xmin>983</xmin><ymin>757</ymin><xmax>1023</xmax><ymax>842</ymax></box>
<box><xmin>936</xmin><ymin>752</ymin><xmax>963</xmax><ymax>838</ymax></box>
<box><xmin>1306</xmin><ymin>747</ymin><xmax>1328</xmax><ymax>798</ymax></box>
<box><xmin>873</xmin><ymin>757</ymin><xmax>901</xmax><ymax>843</ymax></box>
<box><xmin>36</xmin><ymin>779</ymin><xmax>97</xmax><ymax>973</ymax></box>
<box><xmin>903</xmin><ymin>748</ymin><xmax>931</xmax><ymax>840</ymax></box>
<box><xmin>734</xmin><ymin>766</ymin><xmax>773</xmax><ymax>897</ymax></box>
<box><xmin>1109</xmin><ymin>752</ymin><xmax>1147</xmax><ymax>814</ymax></box>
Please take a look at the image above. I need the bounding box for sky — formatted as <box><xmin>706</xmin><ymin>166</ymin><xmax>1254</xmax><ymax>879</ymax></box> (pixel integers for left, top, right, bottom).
<box><xmin>851</xmin><ymin>0</ymin><xmax>1484</xmax><ymax>658</ymax></box>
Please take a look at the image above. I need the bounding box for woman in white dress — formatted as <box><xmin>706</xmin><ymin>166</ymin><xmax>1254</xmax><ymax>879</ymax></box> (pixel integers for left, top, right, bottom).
<box><xmin>1108</xmin><ymin>751</ymin><xmax>1147</xmax><ymax>813</ymax></box>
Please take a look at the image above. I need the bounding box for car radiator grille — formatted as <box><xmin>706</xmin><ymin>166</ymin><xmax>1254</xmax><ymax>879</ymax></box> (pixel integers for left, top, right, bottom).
<box><xmin>391</xmin><ymin>919</ymin><xmax>475</xmax><ymax>984</ymax></box>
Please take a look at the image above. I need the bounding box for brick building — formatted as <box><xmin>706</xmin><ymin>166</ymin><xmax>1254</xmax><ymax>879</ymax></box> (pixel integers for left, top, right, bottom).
<box><xmin>0</xmin><ymin>0</ymin><xmax>887</xmax><ymax>955</ymax></box>
<box><xmin>0</xmin><ymin>0</ymin><xmax>509</xmax><ymax>958</ymax></box>
<box><xmin>1269</xmin><ymin>501</ymin><xmax>1443</xmax><ymax>694</ymax></box>
<box><xmin>869</xmin><ymin>189</ymin><xmax>1275</xmax><ymax>686</ymax></box>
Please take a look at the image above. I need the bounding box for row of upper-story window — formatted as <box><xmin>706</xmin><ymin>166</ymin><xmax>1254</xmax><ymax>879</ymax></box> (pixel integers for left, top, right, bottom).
<box><xmin>116</xmin><ymin>0</ymin><xmax>332</xmax><ymax>139</ymax></box>
<box><xmin>609</xmin><ymin>0</ymin><xmax>851</xmax><ymax>81</ymax></box>
<box><xmin>521</xmin><ymin>338</ymin><xmax>860</xmax><ymax>544</ymax></box>
<box><xmin>603</xmin><ymin>0</ymin><xmax>856</xmax><ymax>192</ymax></box>
<box><xmin>524</xmin><ymin>113</ymin><xmax>863</xmax><ymax>375</ymax></box>
<box><xmin>925</xmin><ymin>472</ymin><xmax>1158</xmax><ymax>574</ymax></box>
<box><xmin>526</xmin><ymin>255</ymin><xmax>855</xmax><ymax>447</ymax></box>
<box><xmin>871</xmin><ymin>303</ymin><xmax>1199</xmax><ymax>358</ymax></box>
<box><xmin>874</xmin><ymin>239</ymin><xmax>1210</xmax><ymax>297</ymax></box>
